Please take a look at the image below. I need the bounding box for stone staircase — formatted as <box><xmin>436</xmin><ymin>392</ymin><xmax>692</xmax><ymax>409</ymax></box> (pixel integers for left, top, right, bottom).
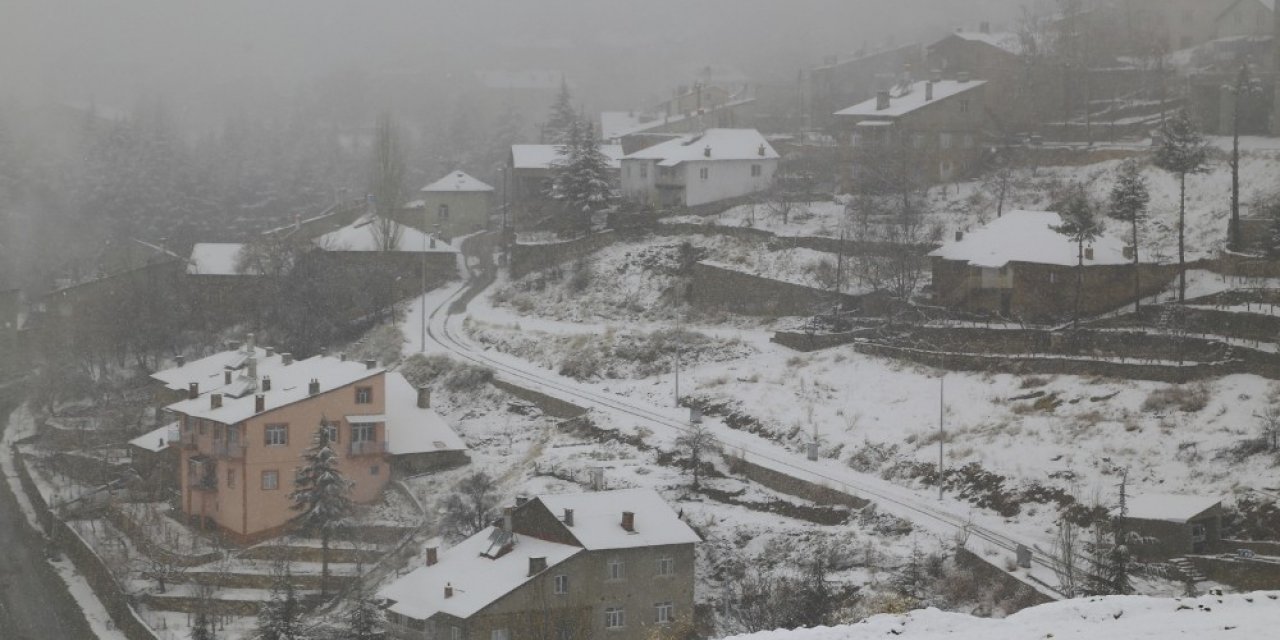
<box><xmin>1170</xmin><ymin>557</ymin><xmax>1208</xmax><ymax>584</ymax></box>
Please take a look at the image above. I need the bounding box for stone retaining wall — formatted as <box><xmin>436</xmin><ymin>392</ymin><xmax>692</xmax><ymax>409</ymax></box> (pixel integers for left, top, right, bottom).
<box><xmin>237</xmin><ymin>544</ymin><xmax>383</xmax><ymax>565</ymax></box>
<box><xmin>725</xmin><ymin>455</ymin><xmax>869</xmax><ymax>510</ymax></box>
<box><xmin>690</xmin><ymin>262</ymin><xmax>889</xmax><ymax>317</ymax></box>
<box><xmin>1188</xmin><ymin>555</ymin><xmax>1280</xmax><ymax>591</ymax></box>
<box><xmin>489</xmin><ymin>379</ymin><xmax>589</xmax><ymax>419</ymax></box>
<box><xmin>954</xmin><ymin>547</ymin><xmax>1057</xmax><ymax>609</ymax></box>
<box><xmin>509</xmin><ymin>231</ymin><xmax>619</xmax><ymax>279</ymax></box>
<box><xmin>1221</xmin><ymin>539</ymin><xmax>1280</xmax><ymax>556</ymax></box>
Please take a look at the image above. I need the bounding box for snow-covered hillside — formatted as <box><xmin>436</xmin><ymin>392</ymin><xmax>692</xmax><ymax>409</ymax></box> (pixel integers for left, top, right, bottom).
<box><xmin>720</xmin><ymin>591</ymin><xmax>1280</xmax><ymax>640</ymax></box>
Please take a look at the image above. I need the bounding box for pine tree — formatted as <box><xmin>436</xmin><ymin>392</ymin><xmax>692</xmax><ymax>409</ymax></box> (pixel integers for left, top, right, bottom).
<box><xmin>1053</xmin><ymin>188</ymin><xmax>1103</xmax><ymax>326</ymax></box>
<box><xmin>545</xmin><ymin>77</ymin><xmax>577</xmax><ymax>144</ymax></box>
<box><xmin>1108</xmin><ymin>161</ymin><xmax>1150</xmax><ymax>314</ymax></box>
<box><xmin>1153</xmin><ymin>110</ymin><xmax>1210</xmax><ymax>302</ymax></box>
<box><xmin>549</xmin><ymin>118</ymin><xmax>613</xmax><ymax>236</ymax></box>
<box><xmin>257</xmin><ymin>566</ymin><xmax>304</xmax><ymax>640</ymax></box>
<box><xmin>289</xmin><ymin>422</ymin><xmax>353</xmax><ymax>597</ymax></box>
<box><xmin>346</xmin><ymin>592</ymin><xmax>384</xmax><ymax>640</ymax></box>
<box><xmin>191</xmin><ymin>609</ymin><xmax>214</xmax><ymax>640</ymax></box>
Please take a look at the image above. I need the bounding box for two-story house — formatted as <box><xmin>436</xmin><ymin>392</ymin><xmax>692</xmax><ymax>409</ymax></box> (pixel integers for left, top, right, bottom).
<box><xmin>380</xmin><ymin>488</ymin><xmax>700</xmax><ymax>640</ymax></box>
<box><xmin>152</xmin><ymin>342</ymin><xmax>466</xmax><ymax>542</ymax></box>
<box><xmin>418</xmin><ymin>171</ymin><xmax>495</xmax><ymax>241</ymax></box>
<box><xmin>619</xmin><ymin>128</ymin><xmax>778</xmax><ymax>208</ymax></box>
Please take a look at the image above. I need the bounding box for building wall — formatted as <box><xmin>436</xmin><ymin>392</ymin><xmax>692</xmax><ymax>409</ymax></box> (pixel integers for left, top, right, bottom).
<box><xmin>1217</xmin><ymin>0</ymin><xmax>1276</xmax><ymax>38</ymax></box>
<box><xmin>420</xmin><ymin>191</ymin><xmax>493</xmax><ymax>240</ymax></box>
<box><xmin>681</xmin><ymin>158</ymin><xmax>777</xmax><ymax>207</ymax></box>
<box><xmin>1125</xmin><ymin>513</ymin><xmax>1222</xmax><ymax>562</ymax></box>
<box><xmin>620</xmin><ymin>159</ymin><xmax>661</xmax><ymax>206</ymax></box>
<box><xmin>809</xmin><ymin>43</ymin><xmax>923</xmax><ymax>129</ymax></box>
<box><xmin>178</xmin><ymin>373</ymin><xmax>391</xmax><ymax>538</ymax></box>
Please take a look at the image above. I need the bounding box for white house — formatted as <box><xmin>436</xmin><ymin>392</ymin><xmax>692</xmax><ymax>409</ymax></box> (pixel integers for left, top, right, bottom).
<box><xmin>620</xmin><ymin>128</ymin><xmax>779</xmax><ymax>208</ymax></box>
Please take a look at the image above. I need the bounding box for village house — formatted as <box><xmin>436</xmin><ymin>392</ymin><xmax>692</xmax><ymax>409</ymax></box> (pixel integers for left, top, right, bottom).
<box><xmin>147</xmin><ymin>341</ymin><xmax>466</xmax><ymax>542</ymax></box>
<box><xmin>1216</xmin><ymin>0</ymin><xmax>1277</xmax><ymax>38</ymax></box>
<box><xmin>619</xmin><ymin>128</ymin><xmax>778</xmax><ymax>208</ymax></box>
<box><xmin>509</xmin><ymin>143</ymin><xmax>625</xmax><ymax>224</ymax></box>
<box><xmin>834</xmin><ymin>77</ymin><xmax>988</xmax><ymax>185</ymax></box>
<box><xmin>929</xmin><ymin>210</ymin><xmax>1174</xmax><ymax>320</ymax></box>
<box><xmin>418</xmin><ymin>171</ymin><xmax>495</xmax><ymax>241</ymax></box>
<box><xmin>806</xmin><ymin>43</ymin><xmax>924</xmax><ymax>131</ymax></box>
<box><xmin>1120</xmin><ymin>493</ymin><xmax>1225</xmax><ymax>562</ymax></box>
<box><xmin>380</xmin><ymin>488</ymin><xmax>700</xmax><ymax>640</ymax></box>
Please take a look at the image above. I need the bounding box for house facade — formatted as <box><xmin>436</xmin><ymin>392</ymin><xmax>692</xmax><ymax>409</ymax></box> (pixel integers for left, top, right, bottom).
<box><xmin>620</xmin><ymin>128</ymin><xmax>778</xmax><ymax>208</ymax></box>
<box><xmin>381</xmin><ymin>488</ymin><xmax>700</xmax><ymax>640</ymax></box>
<box><xmin>1216</xmin><ymin>0</ymin><xmax>1276</xmax><ymax>38</ymax></box>
<box><xmin>509</xmin><ymin>144</ymin><xmax>625</xmax><ymax>224</ymax></box>
<box><xmin>155</xmin><ymin>343</ymin><xmax>465</xmax><ymax>542</ymax></box>
<box><xmin>1121</xmin><ymin>494</ymin><xmax>1225</xmax><ymax>561</ymax></box>
<box><xmin>419</xmin><ymin>171</ymin><xmax>495</xmax><ymax>240</ymax></box>
<box><xmin>834</xmin><ymin>78</ymin><xmax>988</xmax><ymax>186</ymax></box>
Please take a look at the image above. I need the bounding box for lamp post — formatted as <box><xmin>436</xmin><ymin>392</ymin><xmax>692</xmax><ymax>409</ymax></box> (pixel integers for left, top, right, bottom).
<box><xmin>938</xmin><ymin>374</ymin><xmax>945</xmax><ymax>501</ymax></box>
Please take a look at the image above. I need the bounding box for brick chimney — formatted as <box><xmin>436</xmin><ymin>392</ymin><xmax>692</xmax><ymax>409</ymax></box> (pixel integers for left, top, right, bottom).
<box><xmin>255</xmin><ymin>394</ymin><xmax>265</xmax><ymax>414</ymax></box>
<box><xmin>224</xmin><ymin>370</ymin><xmax>232</xmax><ymax>385</ymax></box>
<box><xmin>926</xmin><ymin>81</ymin><xmax>934</xmax><ymax>102</ymax></box>
<box><xmin>621</xmin><ymin>511</ymin><xmax>635</xmax><ymax>532</ymax></box>
<box><xmin>247</xmin><ymin>358</ymin><xmax>257</xmax><ymax>380</ymax></box>
<box><xmin>703</xmin><ymin>145</ymin><xmax>711</xmax><ymax>158</ymax></box>
<box><xmin>426</xmin><ymin>546</ymin><xmax>439</xmax><ymax>566</ymax></box>
<box><xmin>262</xmin><ymin>376</ymin><xmax>272</xmax><ymax>392</ymax></box>
<box><xmin>515</xmin><ymin>496</ymin><xmax>528</xmax><ymax>507</ymax></box>
<box><xmin>308</xmin><ymin>379</ymin><xmax>320</xmax><ymax>396</ymax></box>
<box><xmin>364</xmin><ymin>359</ymin><xmax>377</xmax><ymax>370</ymax></box>
<box><xmin>210</xmin><ymin>393</ymin><xmax>222</xmax><ymax>409</ymax></box>
<box><xmin>563</xmin><ymin>508</ymin><xmax>574</xmax><ymax>527</ymax></box>
<box><xmin>417</xmin><ymin>387</ymin><xmax>431</xmax><ymax>409</ymax></box>
<box><xmin>282</xmin><ymin>353</ymin><xmax>293</xmax><ymax>366</ymax></box>
<box><xmin>188</xmin><ymin>382</ymin><xmax>199</xmax><ymax>400</ymax></box>
<box><xmin>265</xmin><ymin>347</ymin><xmax>275</xmax><ymax>358</ymax></box>
<box><xmin>957</xmin><ymin>71</ymin><xmax>971</xmax><ymax>83</ymax></box>
<box><xmin>175</xmin><ymin>355</ymin><xmax>185</xmax><ymax>367</ymax></box>
<box><xmin>757</xmin><ymin>144</ymin><xmax>766</xmax><ymax>157</ymax></box>
<box><xmin>876</xmin><ymin>90</ymin><xmax>891</xmax><ymax>111</ymax></box>
<box><xmin>528</xmin><ymin>556</ymin><xmax>547</xmax><ymax>576</ymax></box>
<box><xmin>339</xmin><ymin>352</ymin><xmax>347</xmax><ymax>361</ymax></box>
<box><xmin>444</xmin><ymin>583</ymin><xmax>453</xmax><ymax>598</ymax></box>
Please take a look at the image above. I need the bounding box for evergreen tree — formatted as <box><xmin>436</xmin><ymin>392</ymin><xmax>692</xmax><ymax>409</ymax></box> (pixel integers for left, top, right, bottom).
<box><xmin>346</xmin><ymin>592</ymin><xmax>384</xmax><ymax>640</ymax></box>
<box><xmin>191</xmin><ymin>609</ymin><xmax>214</xmax><ymax>640</ymax></box>
<box><xmin>1108</xmin><ymin>161</ymin><xmax>1150</xmax><ymax>313</ymax></box>
<box><xmin>257</xmin><ymin>566</ymin><xmax>304</xmax><ymax>640</ymax></box>
<box><xmin>549</xmin><ymin>118</ymin><xmax>613</xmax><ymax>236</ymax></box>
<box><xmin>1053</xmin><ymin>188</ymin><xmax>1103</xmax><ymax>326</ymax></box>
<box><xmin>289</xmin><ymin>422</ymin><xmax>353</xmax><ymax>596</ymax></box>
<box><xmin>1153</xmin><ymin>110</ymin><xmax>1210</xmax><ymax>302</ymax></box>
<box><xmin>544</xmin><ymin>77</ymin><xmax>577</xmax><ymax>144</ymax></box>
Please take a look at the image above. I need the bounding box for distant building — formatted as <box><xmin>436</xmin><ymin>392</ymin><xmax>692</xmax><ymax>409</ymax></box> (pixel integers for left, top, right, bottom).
<box><xmin>833</xmin><ymin>78</ymin><xmax>988</xmax><ymax>185</ymax></box>
<box><xmin>924</xmin><ymin>29</ymin><xmax>1052</xmax><ymax>133</ymax></box>
<box><xmin>929</xmin><ymin>210</ymin><xmax>1174</xmax><ymax>320</ymax></box>
<box><xmin>156</xmin><ymin>343</ymin><xmax>466</xmax><ymax>542</ymax></box>
<box><xmin>508</xmin><ymin>144</ymin><xmax>625</xmax><ymax>224</ymax></box>
<box><xmin>1120</xmin><ymin>493</ymin><xmax>1224</xmax><ymax>561</ymax></box>
<box><xmin>620</xmin><ymin>128</ymin><xmax>778</xmax><ymax>208</ymax></box>
<box><xmin>380</xmin><ymin>488</ymin><xmax>700</xmax><ymax>640</ymax></box>
<box><xmin>1216</xmin><ymin>0</ymin><xmax>1277</xmax><ymax>38</ymax></box>
<box><xmin>419</xmin><ymin>171</ymin><xmax>495</xmax><ymax>240</ymax></box>
<box><xmin>807</xmin><ymin>43</ymin><xmax>924</xmax><ymax>130</ymax></box>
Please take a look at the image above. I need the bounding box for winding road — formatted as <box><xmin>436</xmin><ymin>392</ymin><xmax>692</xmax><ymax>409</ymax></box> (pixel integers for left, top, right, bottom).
<box><xmin>418</xmin><ymin>236</ymin><xmax>1067</xmax><ymax>599</ymax></box>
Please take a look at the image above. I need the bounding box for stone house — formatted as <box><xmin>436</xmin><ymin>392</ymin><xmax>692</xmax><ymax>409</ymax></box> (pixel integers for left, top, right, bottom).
<box><xmin>929</xmin><ymin>210</ymin><xmax>1175</xmax><ymax>320</ymax></box>
<box><xmin>509</xmin><ymin>144</ymin><xmax>625</xmax><ymax>224</ymax></box>
<box><xmin>154</xmin><ymin>343</ymin><xmax>466</xmax><ymax>542</ymax></box>
<box><xmin>620</xmin><ymin>128</ymin><xmax>778</xmax><ymax>208</ymax></box>
<box><xmin>419</xmin><ymin>171</ymin><xmax>495</xmax><ymax>241</ymax></box>
<box><xmin>1121</xmin><ymin>493</ymin><xmax>1225</xmax><ymax>561</ymax></box>
<box><xmin>380</xmin><ymin>488</ymin><xmax>700</xmax><ymax>640</ymax></box>
<box><xmin>834</xmin><ymin>78</ymin><xmax>988</xmax><ymax>185</ymax></box>
<box><xmin>806</xmin><ymin>43</ymin><xmax>923</xmax><ymax>131</ymax></box>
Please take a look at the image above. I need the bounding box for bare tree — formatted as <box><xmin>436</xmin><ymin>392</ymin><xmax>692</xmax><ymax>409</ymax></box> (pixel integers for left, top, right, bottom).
<box><xmin>369</xmin><ymin>113</ymin><xmax>406</xmax><ymax>251</ymax></box>
<box><xmin>1052</xmin><ymin>519</ymin><xmax>1082</xmax><ymax>597</ymax></box>
<box><xmin>673</xmin><ymin>422</ymin><xmax>721</xmax><ymax>491</ymax></box>
<box><xmin>439</xmin><ymin>471</ymin><xmax>500</xmax><ymax>540</ymax></box>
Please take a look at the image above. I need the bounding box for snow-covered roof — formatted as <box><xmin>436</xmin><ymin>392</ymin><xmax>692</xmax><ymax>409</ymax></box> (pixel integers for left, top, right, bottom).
<box><xmin>420</xmin><ymin>171</ymin><xmax>494</xmax><ymax>193</ymax></box>
<box><xmin>623</xmin><ymin>129</ymin><xmax>779</xmax><ymax>168</ymax></box>
<box><xmin>511</xmin><ymin>144</ymin><xmax>624</xmax><ymax>171</ymax></box>
<box><xmin>164</xmin><ymin>355</ymin><xmax>383</xmax><ymax>424</ymax></box>
<box><xmin>129</xmin><ymin>422</ymin><xmax>179</xmax><ymax>452</ymax></box>
<box><xmin>719</xmin><ymin>591</ymin><xmax>1280</xmax><ymax>640</ymax></box>
<box><xmin>379</xmin><ymin>526</ymin><xmax>582</xmax><ymax>621</ymax></box>
<box><xmin>929</xmin><ymin>210</ymin><xmax>1131</xmax><ymax>269</ymax></box>
<box><xmin>945</xmin><ymin>31</ymin><xmax>1027</xmax><ymax>55</ymax></box>
<box><xmin>150</xmin><ymin>346</ymin><xmax>287</xmax><ymax>394</ymax></box>
<box><xmin>601</xmin><ymin>111</ymin><xmax>665</xmax><ymax>140</ymax></box>
<box><xmin>834</xmin><ymin>80</ymin><xmax>986</xmax><ymax>118</ymax></box>
<box><xmin>188</xmin><ymin>243</ymin><xmax>251</xmax><ymax>276</ymax></box>
<box><xmin>1122</xmin><ymin>493</ymin><xmax>1223</xmax><ymax>523</ymax></box>
<box><xmin>384</xmin><ymin>372</ymin><xmax>466</xmax><ymax>454</ymax></box>
<box><xmin>533</xmin><ymin>488</ymin><xmax>701</xmax><ymax>550</ymax></box>
<box><xmin>314</xmin><ymin>215</ymin><xmax>457</xmax><ymax>253</ymax></box>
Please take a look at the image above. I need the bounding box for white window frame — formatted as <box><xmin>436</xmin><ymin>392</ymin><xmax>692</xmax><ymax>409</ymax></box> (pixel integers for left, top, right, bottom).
<box><xmin>699</xmin><ymin>167</ymin><xmax>709</xmax><ymax>180</ymax></box>
<box><xmin>265</xmin><ymin>424</ymin><xmax>287</xmax><ymax>447</ymax></box>
<box><xmin>657</xmin><ymin>557</ymin><xmax>674</xmax><ymax>576</ymax></box>
<box><xmin>605</xmin><ymin>607</ymin><xmax>625</xmax><ymax>629</ymax></box>
<box><xmin>262</xmin><ymin>469</ymin><xmax>279</xmax><ymax>491</ymax></box>
<box><xmin>554</xmin><ymin>574</ymin><xmax>569</xmax><ymax>595</ymax></box>
<box><xmin>655</xmin><ymin>602</ymin><xmax>674</xmax><ymax>624</ymax></box>
<box><xmin>491</xmin><ymin>629</ymin><xmax>510</xmax><ymax>640</ymax></box>
<box><xmin>607</xmin><ymin>558</ymin><xmax>625</xmax><ymax>581</ymax></box>
<box><xmin>351</xmin><ymin>422</ymin><xmax>376</xmax><ymax>443</ymax></box>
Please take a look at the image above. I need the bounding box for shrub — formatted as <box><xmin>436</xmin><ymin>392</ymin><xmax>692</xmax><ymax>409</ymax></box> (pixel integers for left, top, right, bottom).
<box><xmin>1141</xmin><ymin>384</ymin><xmax>1209</xmax><ymax>413</ymax></box>
<box><xmin>400</xmin><ymin>353</ymin><xmax>494</xmax><ymax>391</ymax></box>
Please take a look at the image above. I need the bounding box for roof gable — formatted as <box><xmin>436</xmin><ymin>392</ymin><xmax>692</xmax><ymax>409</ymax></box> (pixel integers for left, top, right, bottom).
<box><xmin>929</xmin><ymin>210</ymin><xmax>1131</xmax><ymax>269</ymax></box>
<box><xmin>420</xmin><ymin>171</ymin><xmax>494</xmax><ymax>193</ymax></box>
<box><xmin>623</xmin><ymin>128</ymin><xmax>778</xmax><ymax>167</ymax></box>
<box><xmin>1122</xmin><ymin>493</ymin><xmax>1223</xmax><ymax>523</ymax></box>
<box><xmin>531</xmin><ymin>488</ymin><xmax>701</xmax><ymax>550</ymax></box>
<box><xmin>834</xmin><ymin>79</ymin><xmax>986</xmax><ymax>118</ymax></box>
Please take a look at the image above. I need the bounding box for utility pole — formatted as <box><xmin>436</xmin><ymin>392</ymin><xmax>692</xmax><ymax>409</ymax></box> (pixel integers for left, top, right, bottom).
<box><xmin>938</xmin><ymin>374</ymin><xmax>945</xmax><ymax>501</ymax></box>
<box><xmin>420</xmin><ymin>207</ymin><xmax>428</xmax><ymax>352</ymax></box>
<box><xmin>673</xmin><ymin>346</ymin><xmax>680</xmax><ymax>408</ymax></box>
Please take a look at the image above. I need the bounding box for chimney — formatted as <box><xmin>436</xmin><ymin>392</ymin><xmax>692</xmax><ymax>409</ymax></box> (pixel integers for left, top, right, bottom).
<box><xmin>265</xmin><ymin>347</ymin><xmax>275</xmax><ymax>358</ymax></box>
<box><xmin>308</xmin><ymin>379</ymin><xmax>320</xmax><ymax>396</ymax></box>
<box><xmin>364</xmin><ymin>359</ymin><xmax>377</xmax><ymax>370</ymax></box>
<box><xmin>876</xmin><ymin>90</ymin><xmax>891</xmax><ymax>111</ymax></box>
<box><xmin>621</xmin><ymin>511</ymin><xmax>635</xmax><ymax>532</ymax></box>
<box><xmin>175</xmin><ymin>355</ymin><xmax>185</xmax><ymax>367</ymax></box>
<box><xmin>1084</xmin><ymin>247</ymin><xmax>1095</xmax><ymax>261</ymax></box>
<box><xmin>590</xmin><ymin>467</ymin><xmax>606</xmax><ymax>491</ymax></box>
<box><xmin>980</xmin><ymin>21</ymin><xmax>991</xmax><ymax>34</ymax></box>
<box><xmin>224</xmin><ymin>370</ymin><xmax>233</xmax><ymax>385</ymax></box>
<box><xmin>245</xmin><ymin>332</ymin><xmax>255</xmax><ymax>354</ymax></box>
<box><xmin>282</xmin><ymin>353</ymin><xmax>293</xmax><ymax>365</ymax></box>
<box><xmin>757</xmin><ymin>144</ymin><xmax>766</xmax><ymax>157</ymax></box>
<box><xmin>339</xmin><ymin>352</ymin><xmax>347</xmax><ymax>361</ymax></box>
<box><xmin>528</xmin><ymin>556</ymin><xmax>547</xmax><ymax>576</ymax></box>
<box><xmin>444</xmin><ymin>583</ymin><xmax>453</xmax><ymax>598</ymax></box>
<box><xmin>563</xmin><ymin>508</ymin><xmax>574</xmax><ymax>527</ymax></box>
<box><xmin>227</xmin><ymin>341</ymin><xmax>239</xmax><ymax>351</ymax></box>
<box><xmin>188</xmin><ymin>382</ymin><xmax>199</xmax><ymax>400</ymax></box>
<box><xmin>926</xmin><ymin>81</ymin><xmax>934</xmax><ymax>101</ymax></box>
<box><xmin>957</xmin><ymin>71</ymin><xmax>971</xmax><ymax>83</ymax></box>
<box><xmin>426</xmin><ymin>546</ymin><xmax>439</xmax><ymax>566</ymax></box>
<box><xmin>417</xmin><ymin>387</ymin><xmax>431</xmax><ymax>409</ymax></box>
<box><xmin>955</xmin><ymin>230</ymin><xmax>965</xmax><ymax>242</ymax></box>
<box><xmin>247</xmin><ymin>358</ymin><xmax>258</xmax><ymax>380</ymax></box>
<box><xmin>503</xmin><ymin>507</ymin><xmax>514</xmax><ymax>532</ymax></box>
<box><xmin>210</xmin><ymin>393</ymin><xmax>223</xmax><ymax>409</ymax></box>
<box><xmin>703</xmin><ymin>145</ymin><xmax>711</xmax><ymax>158</ymax></box>
<box><xmin>515</xmin><ymin>496</ymin><xmax>529</xmax><ymax>507</ymax></box>
<box><xmin>262</xmin><ymin>376</ymin><xmax>272</xmax><ymax>392</ymax></box>
<box><xmin>254</xmin><ymin>394</ymin><xmax>265</xmax><ymax>414</ymax></box>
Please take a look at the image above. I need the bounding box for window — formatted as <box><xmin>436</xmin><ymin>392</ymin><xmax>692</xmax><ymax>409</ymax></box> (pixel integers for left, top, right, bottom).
<box><xmin>1191</xmin><ymin>523</ymin><xmax>1207</xmax><ymax>543</ymax></box>
<box><xmin>370</xmin><ymin>465</ymin><xmax>381</xmax><ymax>476</ymax></box>
<box><xmin>607</xmin><ymin>558</ymin><xmax>625</xmax><ymax>581</ymax></box>
<box><xmin>655</xmin><ymin>602</ymin><xmax>674</xmax><ymax>624</ymax></box>
<box><xmin>355</xmin><ymin>386</ymin><xmax>373</xmax><ymax>404</ymax></box>
<box><xmin>657</xmin><ymin>557</ymin><xmax>674</xmax><ymax>576</ymax></box>
<box><xmin>439</xmin><ymin>204</ymin><xmax>450</xmax><ymax>220</ymax></box>
<box><xmin>640</xmin><ymin>164</ymin><xmax>648</xmax><ymax>179</ymax></box>
<box><xmin>698</xmin><ymin>167</ymin><xmax>709</xmax><ymax>180</ymax></box>
<box><xmin>939</xmin><ymin>133</ymin><xmax>953</xmax><ymax>150</ymax></box>
<box><xmin>556</xmin><ymin>624</ymin><xmax>573</xmax><ymax>640</ymax></box>
<box><xmin>959</xmin><ymin>98</ymin><xmax>970</xmax><ymax>113</ymax></box>
<box><xmin>227</xmin><ymin>469</ymin><xmax>236</xmax><ymax>488</ymax></box>
<box><xmin>605</xmin><ymin>607</ymin><xmax>625</xmax><ymax>629</ymax></box>
<box><xmin>451</xmin><ymin>626</ymin><xmax>463</xmax><ymax>640</ymax></box>
<box><xmin>1049</xmin><ymin>272</ymin><xmax>1058</xmax><ymax>284</ymax></box>
<box><xmin>352</xmin><ymin>423</ymin><xmax>376</xmax><ymax>443</ymax></box>
<box><xmin>491</xmin><ymin>630</ymin><xmax>510</xmax><ymax>640</ymax></box>
<box><xmin>553</xmin><ymin>574</ymin><xmax>569</xmax><ymax>594</ymax></box>
<box><xmin>265</xmin><ymin>424</ymin><xmax>287</xmax><ymax>446</ymax></box>
<box><xmin>321</xmin><ymin>421</ymin><xmax>339</xmax><ymax>444</ymax></box>
<box><xmin>750</xmin><ymin>164</ymin><xmax>762</xmax><ymax>177</ymax></box>
<box><xmin>262</xmin><ymin>470</ymin><xmax>279</xmax><ymax>491</ymax></box>
<box><xmin>198</xmin><ymin>420</ymin><xmax>207</xmax><ymax>436</ymax></box>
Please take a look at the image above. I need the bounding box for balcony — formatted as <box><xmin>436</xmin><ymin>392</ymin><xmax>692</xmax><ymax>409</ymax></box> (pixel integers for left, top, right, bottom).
<box><xmin>349</xmin><ymin>440</ymin><xmax>387</xmax><ymax>456</ymax></box>
<box><xmin>211</xmin><ymin>441</ymin><xmax>246</xmax><ymax>460</ymax></box>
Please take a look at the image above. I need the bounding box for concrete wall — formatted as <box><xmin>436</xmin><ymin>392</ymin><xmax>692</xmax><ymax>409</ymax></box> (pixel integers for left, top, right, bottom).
<box><xmin>1189</xmin><ymin>555</ymin><xmax>1280</xmax><ymax>591</ymax></box>
<box><xmin>690</xmin><ymin>261</ymin><xmax>889</xmax><ymax>317</ymax></box>
<box><xmin>726</xmin><ymin>455</ymin><xmax>869</xmax><ymax>510</ymax></box>
<box><xmin>420</xmin><ymin>190</ymin><xmax>493</xmax><ymax>241</ymax></box>
<box><xmin>508</xmin><ymin>231</ymin><xmax>619</xmax><ymax>280</ymax></box>
<box><xmin>681</xmin><ymin>159</ymin><xmax>777</xmax><ymax>207</ymax></box>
